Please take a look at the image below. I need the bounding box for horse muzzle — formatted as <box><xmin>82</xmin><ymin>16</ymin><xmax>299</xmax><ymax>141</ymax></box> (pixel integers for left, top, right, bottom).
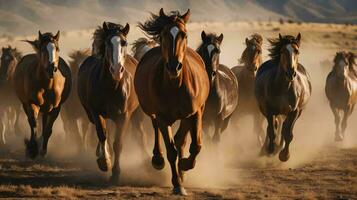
<box><xmin>47</xmin><ymin>63</ymin><xmax>58</xmax><ymax>78</ymax></box>
<box><xmin>166</xmin><ymin>60</ymin><xmax>182</xmax><ymax>77</ymax></box>
<box><xmin>285</xmin><ymin>68</ymin><xmax>296</xmax><ymax>81</ymax></box>
<box><xmin>110</xmin><ymin>64</ymin><xmax>125</xmax><ymax>80</ymax></box>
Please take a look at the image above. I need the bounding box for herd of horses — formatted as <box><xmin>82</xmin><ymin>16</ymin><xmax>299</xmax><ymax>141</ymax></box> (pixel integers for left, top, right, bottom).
<box><xmin>0</xmin><ymin>8</ymin><xmax>356</xmax><ymax>195</ymax></box>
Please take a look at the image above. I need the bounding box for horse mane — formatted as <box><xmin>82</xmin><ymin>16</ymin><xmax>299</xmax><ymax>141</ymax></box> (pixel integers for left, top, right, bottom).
<box><xmin>268</xmin><ymin>34</ymin><xmax>299</xmax><ymax>63</ymax></box>
<box><xmin>92</xmin><ymin>22</ymin><xmax>124</xmax><ymax>58</ymax></box>
<box><xmin>239</xmin><ymin>33</ymin><xmax>263</xmax><ymax>65</ymax></box>
<box><xmin>131</xmin><ymin>37</ymin><xmax>157</xmax><ymax>56</ymax></box>
<box><xmin>138</xmin><ymin>10</ymin><xmax>182</xmax><ymax>43</ymax></box>
<box><xmin>68</xmin><ymin>49</ymin><xmax>91</xmax><ymax>73</ymax></box>
<box><xmin>196</xmin><ymin>33</ymin><xmax>220</xmax><ymax>52</ymax></box>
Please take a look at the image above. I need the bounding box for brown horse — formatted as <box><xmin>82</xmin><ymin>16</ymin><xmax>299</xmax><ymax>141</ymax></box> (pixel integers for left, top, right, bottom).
<box><xmin>14</xmin><ymin>31</ymin><xmax>72</xmax><ymax>159</ymax></box>
<box><xmin>0</xmin><ymin>46</ymin><xmax>23</xmax><ymax>143</ymax></box>
<box><xmin>255</xmin><ymin>33</ymin><xmax>311</xmax><ymax>162</ymax></box>
<box><xmin>78</xmin><ymin>22</ymin><xmax>139</xmax><ymax>183</ymax></box>
<box><xmin>197</xmin><ymin>31</ymin><xmax>238</xmax><ymax>144</ymax></box>
<box><xmin>231</xmin><ymin>34</ymin><xmax>265</xmax><ymax>145</ymax></box>
<box><xmin>325</xmin><ymin>51</ymin><xmax>357</xmax><ymax>141</ymax></box>
<box><xmin>61</xmin><ymin>49</ymin><xmax>91</xmax><ymax>152</ymax></box>
<box><xmin>136</xmin><ymin>9</ymin><xmax>209</xmax><ymax>195</ymax></box>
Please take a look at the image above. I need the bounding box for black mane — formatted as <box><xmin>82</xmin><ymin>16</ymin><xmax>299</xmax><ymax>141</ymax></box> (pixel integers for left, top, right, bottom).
<box><xmin>92</xmin><ymin>22</ymin><xmax>124</xmax><ymax>58</ymax></box>
<box><xmin>268</xmin><ymin>35</ymin><xmax>299</xmax><ymax>63</ymax></box>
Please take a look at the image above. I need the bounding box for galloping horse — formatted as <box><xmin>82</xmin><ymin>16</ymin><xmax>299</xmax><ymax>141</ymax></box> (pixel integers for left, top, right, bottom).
<box><xmin>14</xmin><ymin>31</ymin><xmax>71</xmax><ymax>158</ymax></box>
<box><xmin>78</xmin><ymin>22</ymin><xmax>139</xmax><ymax>183</ymax></box>
<box><xmin>0</xmin><ymin>46</ymin><xmax>23</xmax><ymax>144</ymax></box>
<box><xmin>61</xmin><ymin>49</ymin><xmax>91</xmax><ymax>152</ymax></box>
<box><xmin>255</xmin><ymin>33</ymin><xmax>311</xmax><ymax>162</ymax></box>
<box><xmin>197</xmin><ymin>31</ymin><xmax>238</xmax><ymax>144</ymax></box>
<box><xmin>231</xmin><ymin>34</ymin><xmax>265</xmax><ymax>145</ymax></box>
<box><xmin>325</xmin><ymin>51</ymin><xmax>357</xmax><ymax>141</ymax></box>
<box><xmin>136</xmin><ymin>9</ymin><xmax>209</xmax><ymax>195</ymax></box>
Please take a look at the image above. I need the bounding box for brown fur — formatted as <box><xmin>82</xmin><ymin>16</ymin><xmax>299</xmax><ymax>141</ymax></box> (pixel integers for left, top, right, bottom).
<box><xmin>255</xmin><ymin>33</ymin><xmax>311</xmax><ymax>162</ymax></box>
<box><xmin>14</xmin><ymin>31</ymin><xmax>71</xmax><ymax>159</ymax></box>
<box><xmin>78</xmin><ymin>22</ymin><xmax>139</xmax><ymax>183</ymax></box>
<box><xmin>135</xmin><ymin>8</ymin><xmax>209</xmax><ymax>195</ymax></box>
<box><xmin>231</xmin><ymin>34</ymin><xmax>265</xmax><ymax>146</ymax></box>
<box><xmin>325</xmin><ymin>51</ymin><xmax>357</xmax><ymax>141</ymax></box>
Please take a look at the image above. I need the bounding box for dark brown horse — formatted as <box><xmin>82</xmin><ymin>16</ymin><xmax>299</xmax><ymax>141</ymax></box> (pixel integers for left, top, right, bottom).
<box><xmin>325</xmin><ymin>51</ymin><xmax>357</xmax><ymax>141</ymax></box>
<box><xmin>231</xmin><ymin>34</ymin><xmax>265</xmax><ymax>146</ymax></box>
<box><xmin>14</xmin><ymin>31</ymin><xmax>72</xmax><ymax>158</ymax></box>
<box><xmin>0</xmin><ymin>46</ymin><xmax>23</xmax><ymax>143</ymax></box>
<box><xmin>136</xmin><ymin>9</ymin><xmax>209</xmax><ymax>195</ymax></box>
<box><xmin>197</xmin><ymin>31</ymin><xmax>238</xmax><ymax>144</ymax></box>
<box><xmin>61</xmin><ymin>49</ymin><xmax>91</xmax><ymax>152</ymax></box>
<box><xmin>78</xmin><ymin>22</ymin><xmax>139</xmax><ymax>183</ymax></box>
<box><xmin>255</xmin><ymin>33</ymin><xmax>311</xmax><ymax>162</ymax></box>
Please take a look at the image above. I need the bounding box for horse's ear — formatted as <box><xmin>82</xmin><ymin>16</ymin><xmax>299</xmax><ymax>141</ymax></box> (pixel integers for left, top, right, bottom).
<box><xmin>217</xmin><ymin>33</ymin><xmax>224</xmax><ymax>44</ymax></box>
<box><xmin>121</xmin><ymin>23</ymin><xmax>130</xmax><ymax>36</ymax></box>
<box><xmin>1</xmin><ymin>47</ymin><xmax>5</xmax><ymax>52</ymax></box>
<box><xmin>201</xmin><ymin>31</ymin><xmax>207</xmax><ymax>42</ymax></box>
<box><xmin>245</xmin><ymin>38</ymin><xmax>249</xmax><ymax>45</ymax></box>
<box><xmin>54</xmin><ymin>30</ymin><xmax>60</xmax><ymax>41</ymax></box>
<box><xmin>296</xmin><ymin>32</ymin><xmax>301</xmax><ymax>45</ymax></box>
<box><xmin>103</xmin><ymin>22</ymin><xmax>109</xmax><ymax>32</ymax></box>
<box><xmin>159</xmin><ymin>8</ymin><xmax>166</xmax><ymax>17</ymax></box>
<box><xmin>279</xmin><ymin>33</ymin><xmax>282</xmax><ymax>40</ymax></box>
<box><xmin>38</xmin><ymin>30</ymin><xmax>42</xmax><ymax>40</ymax></box>
<box><xmin>181</xmin><ymin>9</ymin><xmax>191</xmax><ymax>23</ymax></box>
<box><xmin>23</xmin><ymin>40</ymin><xmax>39</xmax><ymax>53</ymax></box>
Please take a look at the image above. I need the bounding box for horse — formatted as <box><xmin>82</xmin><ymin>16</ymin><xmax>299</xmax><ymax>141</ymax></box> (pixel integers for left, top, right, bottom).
<box><xmin>231</xmin><ymin>34</ymin><xmax>265</xmax><ymax>146</ymax></box>
<box><xmin>136</xmin><ymin>9</ymin><xmax>210</xmax><ymax>195</ymax></box>
<box><xmin>61</xmin><ymin>49</ymin><xmax>91</xmax><ymax>152</ymax></box>
<box><xmin>325</xmin><ymin>51</ymin><xmax>357</xmax><ymax>141</ymax></box>
<box><xmin>14</xmin><ymin>31</ymin><xmax>72</xmax><ymax>159</ymax></box>
<box><xmin>196</xmin><ymin>31</ymin><xmax>238</xmax><ymax>144</ymax></box>
<box><xmin>131</xmin><ymin>37</ymin><xmax>158</xmax><ymax>61</ymax></box>
<box><xmin>255</xmin><ymin>33</ymin><xmax>311</xmax><ymax>162</ymax></box>
<box><xmin>78</xmin><ymin>22</ymin><xmax>139</xmax><ymax>183</ymax></box>
<box><xmin>0</xmin><ymin>46</ymin><xmax>23</xmax><ymax>144</ymax></box>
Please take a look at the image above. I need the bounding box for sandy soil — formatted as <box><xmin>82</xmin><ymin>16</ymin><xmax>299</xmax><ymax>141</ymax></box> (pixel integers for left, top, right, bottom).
<box><xmin>0</xmin><ymin>21</ymin><xmax>356</xmax><ymax>199</ymax></box>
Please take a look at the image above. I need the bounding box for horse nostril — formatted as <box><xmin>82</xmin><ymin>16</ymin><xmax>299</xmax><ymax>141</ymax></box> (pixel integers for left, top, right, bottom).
<box><xmin>176</xmin><ymin>63</ymin><xmax>182</xmax><ymax>71</ymax></box>
<box><xmin>212</xmin><ymin>71</ymin><xmax>216</xmax><ymax>77</ymax></box>
<box><xmin>120</xmin><ymin>67</ymin><xmax>124</xmax><ymax>73</ymax></box>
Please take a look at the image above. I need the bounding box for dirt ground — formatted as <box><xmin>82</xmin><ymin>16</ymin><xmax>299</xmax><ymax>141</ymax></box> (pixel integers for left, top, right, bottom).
<box><xmin>0</xmin><ymin>21</ymin><xmax>356</xmax><ymax>199</ymax></box>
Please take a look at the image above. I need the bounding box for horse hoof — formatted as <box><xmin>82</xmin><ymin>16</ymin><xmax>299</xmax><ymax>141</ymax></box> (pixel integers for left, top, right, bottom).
<box><xmin>267</xmin><ymin>143</ymin><xmax>275</xmax><ymax>154</ymax></box>
<box><xmin>96</xmin><ymin>157</ymin><xmax>112</xmax><ymax>172</ymax></box>
<box><xmin>172</xmin><ymin>187</ymin><xmax>187</xmax><ymax>196</ymax></box>
<box><xmin>109</xmin><ymin>174</ymin><xmax>120</xmax><ymax>185</ymax></box>
<box><xmin>179</xmin><ymin>158</ymin><xmax>195</xmax><ymax>171</ymax></box>
<box><xmin>279</xmin><ymin>150</ymin><xmax>290</xmax><ymax>162</ymax></box>
<box><xmin>152</xmin><ymin>155</ymin><xmax>165</xmax><ymax>170</ymax></box>
<box><xmin>24</xmin><ymin>138</ymin><xmax>38</xmax><ymax>159</ymax></box>
<box><xmin>335</xmin><ymin>134</ymin><xmax>343</xmax><ymax>142</ymax></box>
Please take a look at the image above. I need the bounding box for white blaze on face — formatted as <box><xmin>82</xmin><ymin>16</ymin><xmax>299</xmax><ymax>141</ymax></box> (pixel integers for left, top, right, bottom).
<box><xmin>207</xmin><ymin>44</ymin><xmax>215</xmax><ymax>57</ymax></box>
<box><xmin>170</xmin><ymin>26</ymin><xmax>179</xmax><ymax>54</ymax></box>
<box><xmin>286</xmin><ymin>44</ymin><xmax>296</xmax><ymax>65</ymax></box>
<box><xmin>46</xmin><ymin>42</ymin><xmax>57</xmax><ymax>64</ymax></box>
<box><xmin>110</xmin><ymin>36</ymin><xmax>125</xmax><ymax>72</ymax></box>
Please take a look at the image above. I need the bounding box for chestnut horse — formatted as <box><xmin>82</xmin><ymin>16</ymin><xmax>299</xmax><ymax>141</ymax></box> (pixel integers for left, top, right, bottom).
<box><xmin>14</xmin><ymin>31</ymin><xmax>71</xmax><ymax>158</ymax></box>
<box><xmin>197</xmin><ymin>31</ymin><xmax>238</xmax><ymax>144</ymax></box>
<box><xmin>78</xmin><ymin>22</ymin><xmax>139</xmax><ymax>183</ymax></box>
<box><xmin>136</xmin><ymin>9</ymin><xmax>209</xmax><ymax>195</ymax></box>
<box><xmin>0</xmin><ymin>46</ymin><xmax>23</xmax><ymax>144</ymax></box>
<box><xmin>61</xmin><ymin>49</ymin><xmax>91</xmax><ymax>152</ymax></box>
<box><xmin>325</xmin><ymin>51</ymin><xmax>357</xmax><ymax>141</ymax></box>
<box><xmin>231</xmin><ymin>34</ymin><xmax>265</xmax><ymax>146</ymax></box>
<box><xmin>255</xmin><ymin>33</ymin><xmax>311</xmax><ymax>162</ymax></box>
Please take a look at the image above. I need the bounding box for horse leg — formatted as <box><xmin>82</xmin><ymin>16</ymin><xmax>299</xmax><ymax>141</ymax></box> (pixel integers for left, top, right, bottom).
<box><xmin>39</xmin><ymin>107</ymin><xmax>60</xmax><ymax>157</ymax></box>
<box><xmin>151</xmin><ymin>117</ymin><xmax>165</xmax><ymax>170</ymax></box>
<box><xmin>179</xmin><ymin>109</ymin><xmax>203</xmax><ymax>172</ymax></box>
<box><xmin>93</xmin><ymin>114</ymin><xmax>111</xmax><ymax>172</ymax></box>
<box><xmin>261</xmin><ymin>113</ymin><xmax>276</xmax><ymax>155</ymax></box>
<box><xmin>0</xmin><ymin>113</ymin><xmax>6</xmax><ymax>145</ymax></box>
<box><xmin>24</xmin><ymin>104</ymin><xmax>40</xmax><ymax>159</ymax></box>
<box><xmin>330</xmin><ymin>105</ymin><xmax>342</xmax><ymax>141</ymax></box>
<box><xmin>174</xmin><ymin>119</ymin><xmax>190</xmax><ymax>181</ymax></box>
<box><xmin>110</xmin><ymin>113</ymin><xmax>130</xmax><ymax>184</ymax></box>
<box><xmin>157</xmin><ymin>116</ymin><xmax>185</xmax><ymax>195</ymax></box>
<box><xmin>14</xmin><ymin>105</ymin><xmax>23</xmax><ymax>137</ymax></box>
<box><xmin>254</xmin><ymin>113</ymin><xmax>265</xmax><ymax>147</ymax></box>
<box><xmin>81</xmin><ymin>119</ymin><xmax>90</xmax><ymax>150</ymax></box>
<box><xmin>341</xmin><ymin>107</ymin><xmax>352</xmax><ymax>140</ymax></box>
<box><xmin>212</xmin><ymin>117</ymin><xmax>223</xmax><ymax>145</ymax></box>
<box><xmin>279</xmin><ymin>110</ymin><xmax>300</xmax><ymax>162</ymax></box>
